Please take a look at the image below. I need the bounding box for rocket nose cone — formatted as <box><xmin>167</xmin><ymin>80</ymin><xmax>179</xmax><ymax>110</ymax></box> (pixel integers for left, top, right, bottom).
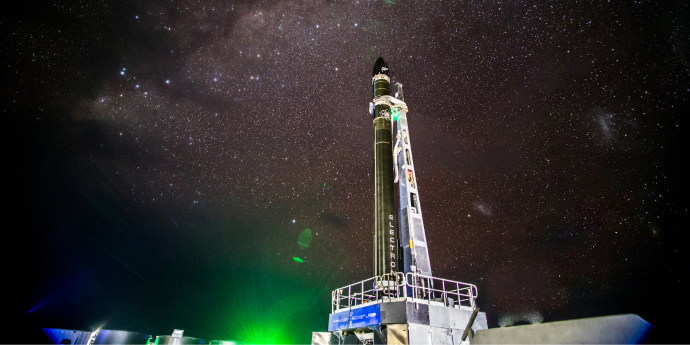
<box><xmin>373</xmin><ymin>57</ymin><xmax>389</xmax><ymax>76</ymax></box>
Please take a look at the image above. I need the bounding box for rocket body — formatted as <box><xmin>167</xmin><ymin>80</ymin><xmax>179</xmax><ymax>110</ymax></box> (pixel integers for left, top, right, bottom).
<box><xmin>372</xmin><ymin>57</ymin><xmax>398</xmax><ymax>277</ymax></box>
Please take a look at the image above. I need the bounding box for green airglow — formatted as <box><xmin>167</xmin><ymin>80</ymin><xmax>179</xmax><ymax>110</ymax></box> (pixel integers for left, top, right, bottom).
<box><xmin>293</xmin><ymin>257</ymin><xmax>303</xmax><ymax>263</ymax></box>
<box><xmin>297</xmin><ymin>228</ymin><xmax>312</xmax><ymax>249</ymax></box>
<box><xmin>217</xmin><ymin>228</ymin><xmax>328</xmax><ymax>344</ymax></box>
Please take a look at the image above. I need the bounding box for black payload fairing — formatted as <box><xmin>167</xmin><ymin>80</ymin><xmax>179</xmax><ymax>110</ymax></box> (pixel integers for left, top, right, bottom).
<box><xmin>371</xmin><ymin>57</ymin><xmax>398</xmax><ymax>277</ymax></box>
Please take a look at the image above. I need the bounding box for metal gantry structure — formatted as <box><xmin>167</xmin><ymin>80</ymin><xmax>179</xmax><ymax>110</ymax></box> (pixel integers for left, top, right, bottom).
<box><xmin>391</xmin><ymin>81</ymin><xmax>434</xmax><ymax>280</ymax></box>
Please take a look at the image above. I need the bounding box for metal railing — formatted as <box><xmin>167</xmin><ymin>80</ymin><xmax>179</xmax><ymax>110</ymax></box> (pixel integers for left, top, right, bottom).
<box><xmin>331</xmin><ymin>273</ymin><xmax>406</xmax><ymax>313</ymax></box>
<box><xmin>406</xmin><ymin>272</ymin><xmax>477</xmax><ymax>309</ymax></box>
<box><xmin>331</xmin><ymin>272</ymin><xmax>478</xmax><ymax>313</ymax></box>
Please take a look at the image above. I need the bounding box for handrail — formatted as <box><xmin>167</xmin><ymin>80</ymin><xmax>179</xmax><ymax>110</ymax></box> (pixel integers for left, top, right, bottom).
<box><xmin>331</xmin><ymin>272</ymin><xmax>478</xmax><ymax>313</ymax></box>
<box><xmin>331</xmin><ymin>273</ymin><xmax>407</xmax><ymax>313</ymax></box>
<box><xmin>405</xmin><ymin>272</ymin><xmax>478</xmax><ymax>309</ymax></box>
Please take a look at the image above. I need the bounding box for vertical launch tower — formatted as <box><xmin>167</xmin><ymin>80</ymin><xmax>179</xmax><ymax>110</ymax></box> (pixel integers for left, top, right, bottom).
<box><xmin>312</xmin><ymin>58</ymin><xmax>488</xmax><ymax>345</ymax></box>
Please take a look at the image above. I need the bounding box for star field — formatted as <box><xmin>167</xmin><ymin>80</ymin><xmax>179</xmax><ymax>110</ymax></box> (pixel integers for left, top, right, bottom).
<box><xmin>10</xmin><ymin>0</ymin><xmax>689</xmax><ymax>343</ymax></box>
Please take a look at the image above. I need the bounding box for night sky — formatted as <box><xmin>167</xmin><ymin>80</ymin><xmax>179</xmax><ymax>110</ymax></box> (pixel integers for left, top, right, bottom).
<box><xmin>11</xmin><ymin>0</ymin><xmax>689</xmax><ymax>343</ymax></box>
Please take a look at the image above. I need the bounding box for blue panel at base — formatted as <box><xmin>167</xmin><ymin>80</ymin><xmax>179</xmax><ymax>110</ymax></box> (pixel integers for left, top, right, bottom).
<box><xmin>328</xmin><ymin>304</ymin><xmax>382</xmax><ymax>331</ymax></box>
<box><xmin>328</xmin><ymin>310</ymin><xmax>350</xmax><ymax>331</ymax></box>
<box><xmin>349</xmin><ymin>304</ymin><xmax>381</xmax><ymax>329</ymax></box>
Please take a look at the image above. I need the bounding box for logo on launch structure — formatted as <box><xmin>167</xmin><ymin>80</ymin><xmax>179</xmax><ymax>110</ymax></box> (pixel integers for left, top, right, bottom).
<box><xmin>349</xmin><ymin>304</ymin><xmax>381</xmax><ymax>328</ymax></box>
<box><xmin>350</xmin><ymin>313</ymin><xmax>378</xmax><ymax>321</ymax></box>
<box><xmin>328</xmin><ymin>303</ymin><xmax>381</xmax><ymax>330</ymax></box>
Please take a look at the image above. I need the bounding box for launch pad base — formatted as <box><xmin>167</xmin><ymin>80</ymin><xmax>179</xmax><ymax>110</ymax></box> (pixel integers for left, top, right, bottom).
<box><xmin>312</xmin><ymin>299</ymin><xmax>488</xmax><ymax>345</ymax></box>
<box><xmin>313</xmin><ymin>313</ymin><xmax>654</xmax><ymax>345</ymax></box>
<box><xmin>312</xmin><ymin>273</ymin><xmax>488</xmax><ymax>345</ymax></box>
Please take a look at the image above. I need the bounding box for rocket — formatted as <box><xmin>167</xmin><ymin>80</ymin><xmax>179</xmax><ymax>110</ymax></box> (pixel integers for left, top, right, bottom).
<box><xmin>318</xmin><ymin>58</ymin><xmax>491</xmax><ymax>342</ymax></box>
<box><xmin>371</xmin><ymin>57</ymin><xmax>433</xmax><ymax>280</ymax></box>
<box><xmin>371</xmin><ymin>57</ymin><xmax>398</xmax><ymax>278</ymax></box>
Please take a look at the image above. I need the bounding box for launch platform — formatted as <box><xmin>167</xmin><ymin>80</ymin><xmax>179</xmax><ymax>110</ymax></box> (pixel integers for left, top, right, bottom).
<box><xmin>312</xmin><ymin>273</ymin><xmax>488</xmax><ymax>344</ymax></box>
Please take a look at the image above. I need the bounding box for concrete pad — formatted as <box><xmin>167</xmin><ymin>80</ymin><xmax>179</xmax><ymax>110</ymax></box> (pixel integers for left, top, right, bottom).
<box><xmin>472</xmin><ymin>314</ymin><xmax>652</xmax><ymax>344</ymax></box>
